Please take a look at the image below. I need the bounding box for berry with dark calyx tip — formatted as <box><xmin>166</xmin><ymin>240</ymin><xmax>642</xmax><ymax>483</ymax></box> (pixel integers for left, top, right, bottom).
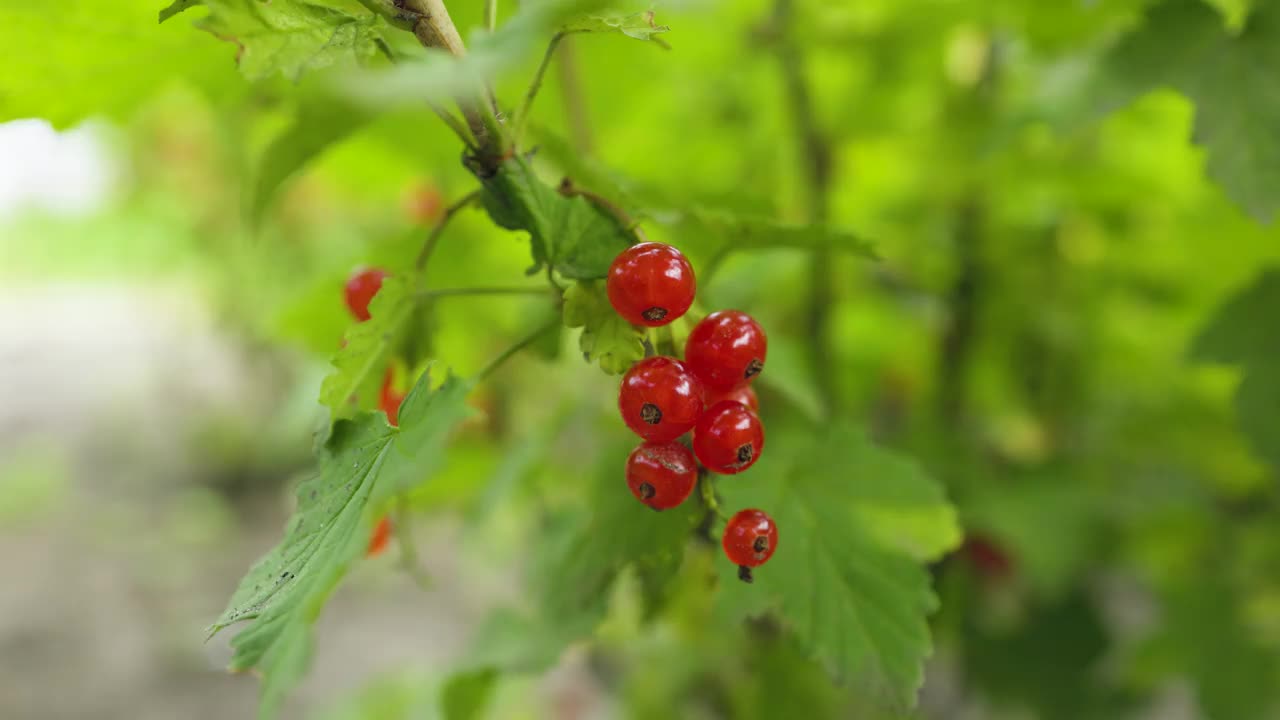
<box><xmin>366</xmin><ymin>516</ymin><xmax>393</xmax><ymax>558</ymax></box>
<box><xmin>344</xmin><ymin>267</ymin><xmax>389</xmax><ymax>322</ymax></box>
<box><xmin>625</xmin><ymin>441</ymin><xmax>698</xmax><ymax>510</ymax></box>
<box><xmin>619</xmin><ymin>356</ymin><xmax>705</xmax><ymax>442</ymax></box>
<box><xmin>684</xmin><ymin>310</ymin><xmax>767</xmax><ymax>391</ymax></box>
<box><xmin>606</xmin><ymin>242</ymin><xmax>696</xmax><ymax>327</ymax></box>
<box><xmin>693</xmin><ymin>400</ymin><xmax>764</xmax><ymax>474</ymax></box>
<box><xmin>723</xmin><ymin>508</ymin><xmax>778</xmax><ymax>582</ymax></box>
<box><xmin>379</xmin><ymin>368</ymin><xmax>405</xmax><ymax>427</ymax></box>
<box><xmin>705</xmin><ymin>384</ymin><xmax>759</xmax><ymax>413</ymax></box>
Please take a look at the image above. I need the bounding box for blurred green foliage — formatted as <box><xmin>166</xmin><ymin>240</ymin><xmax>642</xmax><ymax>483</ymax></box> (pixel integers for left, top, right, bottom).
<box><xmin>4</xmin><ymin>0</ymin><xmax>1280</xmax><ymax>718</ymax></box>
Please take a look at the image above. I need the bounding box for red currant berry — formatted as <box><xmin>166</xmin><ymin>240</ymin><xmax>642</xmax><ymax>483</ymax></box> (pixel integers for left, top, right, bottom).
<box><xmin>366</xmin><ymin>516</ymin><xmax>393</xmax><ymax>558</ymax></box>
<box><xmin>723</xmin><ymin>508</ymin><xmax>778</xmax><ymax>583</ymax></box>
<box><xmin>693</xmin><ymin>400</ymin><xmax>764</xmax><ymax>474</ymax></box>
<box><xmin>379</xmin><ymin>368</ymin><xmax>405</xmax><ymax>427</ymax></box>
<box><xmin>684</xmin><ymin>310</ymin><xmax>767</xmax><ymax>391</ymax></box>
<box><xmin>625</xmin><ymin>441</ymin><xmax>698</xmax><ymax>511</ymax></box>
<box><xmin>618</xmin><ymin>356</ymin><xmax>705</xmax><ymax>442</ymax></box>
<box><xmin>404</xmin><ymin>182</ymin><xmax>443</xmax><ymax>225</ymax></box>
<box><xmin>606</xmin><ymin>242</ymin><xmax>696</xmax><ymax>327</ymax></box>
<box><xmin>344</xmin><ymin>267</ymin><xmax>389</xmax><ymax>322</ymax></box>
<box><xmin>705</xmin><ymin>384</ymin><xmax>759</xmax><ymax>414</ymax></box>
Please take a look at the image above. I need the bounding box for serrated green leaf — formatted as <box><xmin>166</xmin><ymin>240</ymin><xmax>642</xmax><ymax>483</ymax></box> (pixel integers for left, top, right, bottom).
<box><xmin>198</xmin><ymin>0</ymin><xmax>382</xmax><ymax>82</ymax></box>
<box><xmin>319</xmin><ymin>275</ymin><xmax>414</xmax><ymax>424</ymax></box>
<box><xmin>717</xmin><ymin>424</ymin><xmax>955</xmax><ymax>712</ymax></box>
<box><xmin>0</xmin><ymin>0</ymin><xmax>230</xmax><ymax>128</ymax></box>
<box><xmin>210</xmin><ymin>369</ymin><xmax>472</xmax><ymax>718</ymax></box>
<box><xmin>249</xmin><ymin>95</ymin><xmax>376</xmax><ymax>226</ymax></box>
<box><xmin>564</xmin><ymin>12</ymin><xmax>671</xmax><ymax>43</ymax></box>
<box><xmin>1096</xmin><ymin>0</ymin><xmax>1280</xmax><ymax>223</ymax></box>
<box><xmin>480</xmin><ymin>157</ymin><xmax>635</xmax><ymax>279</ymax></box>
<box><xmin>562</xmin><ymin>280</ymin><xmax>646</xmax><ymax>374</ymax></box>
<box><xmin>159</xmin><ymin>0</ymin><xmax>204</xmax><ymax>23</ymax></box>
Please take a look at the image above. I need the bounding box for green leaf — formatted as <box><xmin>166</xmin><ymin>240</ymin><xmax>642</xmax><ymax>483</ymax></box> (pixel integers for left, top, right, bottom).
<box><xmin>564</xmin><ymin>11</ymin><xmax>671</xmax><ymax>43</ymax></box>
<box><xmin>691</xmin><ymin>209</ymin><xmax>879</xmax><ymax>260</ymax></box>
<box><xmin>159</xmin><ymin>0</ymin><xmax>204</xmax><ymax>23</ymax></box>
<box><xmin>319</xmin><ymin>666</ymin><xmax>495</xmax><ymax>720</ymax></box>
<box><xmin>319</xmin><ymin>275</ymin><xmax>414</xmax><ymax>425</ymax></box>
<box><xmin>198</xmin><ymin>0</ymin><xmax>382</xmax><ymax>82</ymax></box>
<box><xmin>0</xmin><ymin>0</ymin><xmax>230</xmax><ymax>128</ymax></box>
<box><xmin>480</xmin><ymin>157</ymin><xmax>635</xmax><ymax>279</ymax></box>
<box><xmin>1193</xmin><ymin>269</ymin><xmax>1280</xmax><ymax>470</ymax></box>
<box><xmin>249</xmin><ymin>95</ymin><xmax>377</xmax><ymax>226</ymax></box>
<box><xmin>717</xmin><ymin>424</ymin><xmax>956</xmax><ymax>712</ymax></box>
<box><xmin>440</xmin><ymin>668</ymin><xmax>499</xmax><ymax>720</ymax></box>
<box><xmin>1096</xmin><ymin>0</ymin><xmax>1280</xmax><ymax>223</ymax></box>
<box><xmin>210</xmin><ymin>369</ymin><xmax>473</xmax><ymax>718</ymax></box>
<box><xmin>562</xmin><ymin>280</ymin><xmax>646</xmax><ymax>374</ymax></box>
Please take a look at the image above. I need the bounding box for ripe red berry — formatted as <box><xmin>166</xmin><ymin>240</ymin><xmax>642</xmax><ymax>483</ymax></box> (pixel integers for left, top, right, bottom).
<box><xmin>723</xmin><ymin>508</ymin><xmax>778</xmax><ymax>583</ymax></box>
<box><xmin>345</xmin><ymin>267</ymin><xmax>389</xmax><ymax>322</ymax></box>
<box><xmin>619</xmin><ymin>356</ymin><xmax>705</xmax><ymax>442</ymax></box>
<box><xmin>379</xmin><ymin>368</ymin><xmax>405</xmax><ymax>427</ymax></box>
<box><xmin>705</xmin><ymin>384</ymin><xmax>759</xmax><ymax>413</ymax></box>
<box><xmin>404</xmin><ymin>182</ymin><xmax>443</xmax><ymax>225</ymax></box>
<box><xmin>684</xmin><ymin>310</ymin><xmax>767</xmax><ymax>391</ymax></box>
<box><xmin>961</xmin><ymin>533</ymin><xmax>1014</xmax><ymax>579</ymax></box>
<box><xmin>606</xmin><ymin>242</ymin><xmax>696</xmax><ymax>327</ymax></box>
<box><xmin>625</xmin><ymin>441</ymin><xmax>698</xmax><ymax>511</ymax></box>
<box><xmin>366</xmin><ymin>516</ymin><xmax>393</xmax><ymax>558</ymax></box>
<box><xmin>693</xmin><ymin>400</ymin><xmax>764</xmax><ymax>474</ymax></box>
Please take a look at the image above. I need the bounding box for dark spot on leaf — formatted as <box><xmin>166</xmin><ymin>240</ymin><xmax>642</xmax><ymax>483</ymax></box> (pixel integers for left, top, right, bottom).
<box><xmin>640</xmin><ymin>403</ymin><xmax>662</xmax><ymax>425</ymax></box>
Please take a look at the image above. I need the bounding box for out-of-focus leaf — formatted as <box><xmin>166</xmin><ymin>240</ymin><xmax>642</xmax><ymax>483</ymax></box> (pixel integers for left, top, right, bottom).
<box><xmin>319</xmin><ymin>275</ymin><xmax>414</xmax><ymax>425</ymax></box>
<box><xmin>249</xmin><ymin>96</ymin><xmax>377</xmax><ymax>226</ymax></box>
<box><xmin>440</xmin><ymin>668</ymin><xmax>498</xmax><ymax>720</ymax></box>
<box><xmin>159</xmin><ymin>0</ymin><xmax>204</xmax><ymax>23</ymax></box>
<box><xmin>210</xmin><ymin>370</ymin><xmax>473</xmax><ymax>718</ymax></box>
<box><xmin>716</xmin><ymin>424</ymin><xmax>957</xmax><ymax>712</ymax></box>
<box><xmin>1095</xmin><ymin>0</ymin><xmax>1280</xmax><ymax>223</ymax></box>
<box><xmin>480</xmin><ymin>157</ymin><xmax>634</xmax><ymax>279</ymax></box>
<box><xmin>562</xmin><ymin>280</ymin><xmax>646</xmax><ymax>374</ymax></box>
<box><xmin>564</xmin><ymin>11</ymin><xmax>671</xmax><ymax>43</ymax></box>
<box><xmin>198</xmin><ymin>0</ymin><xmax>382</xmax><ymax>82</ymax></box>
<box><xmin>0</xmin><ymin>0</ymin><xmax>230</xmax><ymax>128</ymax></box>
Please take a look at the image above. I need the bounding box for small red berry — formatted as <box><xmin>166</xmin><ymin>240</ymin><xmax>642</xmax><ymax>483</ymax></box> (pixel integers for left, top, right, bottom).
<box><xmin>723</xmin><ymin>508</ymin><xmax>778</xmax><ymax>583</ymax></box>
<box><xmin>345</xmin><ymin>267</ymin><xmax>389</xmax><ymax>322</ymax></box>
<box><xmin>606</xmin><ymin>242</ymin><xmax>696</xmax><ymax>327</ymax></box>
<box><xmin>705</xmin><ymin>385</ymin><xmax>759</xmax><ymax>413</ymax></box>
<box><xmin>693</xmin><ymin>400</ymin><xmax>764</xmax><ymax>474</ymax></box>
<box><xmin>404</xmin><ymin>182</ymin><xmax>443</xmax><ymax>225</ymax></box>
<box><xmin>684</xmin><ymin>310</ymin><xmax>767</xmax><ymax>391</ymax></box>
<box><xmin>625</xmin><ymin>441</ymin><xmax>698</xmax><ymax>511</ymax></box>
<box><xmin>619</xmin><ymin>356</ymin><xmax>705</xmax><ymax>442</ymax></box>
<box><xmin>961</xmin><ymin>533</ymin><xmax>1014</xmax><ymax>579</ymax></box>
<box><xmin>366</xmin><ymin>516</ymin><xmax>393</xmax><ymax>558</ymax></box>
<box><xmin>379</xmin><ymin>368</ymin><xmax>405</xmax><ymax>427</ymax></box>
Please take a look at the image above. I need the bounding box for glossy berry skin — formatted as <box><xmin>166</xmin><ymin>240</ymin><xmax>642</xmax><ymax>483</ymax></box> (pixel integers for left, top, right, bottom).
<box><xmin>606</xmin><ymin>242</ymin><xmax>696</xmax><ymax>327</ymax></box>
<box><xmin>344</xmin><ymin>268</ymin><xmax>389</xmax><ymax>322</ymax></box>
<box><xmin>693</xmin><ymin>400</ymin><xmax>764</xmax><ymax>474</ymax></box>
<box><xmin>379</xmin><ymin>368</ymin><xmax>405</xmax><ymax>427</ymax></box>
<box><xmin>625</xmin><ymin>441</ymin><xmax>698</xmax><ymax>511</ymax></box>
<box><xmin>619</xmin><ymin>357</ymin><xmax>705</xmax><ymax>442</ymax></box>
<box><xmin>723</xmin><ymin>508</ymin><xmax>778</xmax><ymax>583</ymax></box>
<box><xmin>705</xmin><ymin>384</ymin><xmax>759</xmax><ymax>414</ymax></box>
<box><xmin>366</xmin><ymin>516</ymin><xmax>393</xmax><ymax>558</ymax></box>
<box><xmin>685</xmin><ymin>310</ymin><xmax>767</xmax><ymax>391</ymax></box>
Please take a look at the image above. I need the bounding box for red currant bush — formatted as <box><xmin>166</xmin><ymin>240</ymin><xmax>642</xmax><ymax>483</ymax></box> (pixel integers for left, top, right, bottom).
<box><xmin>705</xmin><ymin>384</ymin><xmax>759</xmax><ymax>413</ymax></box>
<box><xmin>619</xmin><ymin>356</ymin><xmax>705</xmax><ymax>442</ymax></box>
<box><xmin>606</xmin><ymin>242</ymin><xmax>696</xmax><ymax>327</ymax></box>
<box><xmin>693</xmin><ymin>400</ymin><xmax>764</xmax><ymax>474</ymax></box>
<box><xmin>685</xmin><ymin>310</ymin><xmax>767</xmax><ymax>391</ymax></box>
<box><xmin>723</xmin><ymin>508</ymin><xmax>778</xmax><ymax>583</ymax></box>
<box><xmin>344</xmin><ymin>267</ymin><xmax>389</xmax><ymax>322</ymax></box>
<box><xmin>625</xmin><ymin>441</ymin><xmax>698</xmax><ymax>510</ymax></box>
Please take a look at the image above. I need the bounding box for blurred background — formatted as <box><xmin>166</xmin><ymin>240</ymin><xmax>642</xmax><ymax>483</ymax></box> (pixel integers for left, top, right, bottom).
<box><xmin>4</xmin><ymin>0</ymin><xmax>1280</xmax><ymax>718</ymax></box>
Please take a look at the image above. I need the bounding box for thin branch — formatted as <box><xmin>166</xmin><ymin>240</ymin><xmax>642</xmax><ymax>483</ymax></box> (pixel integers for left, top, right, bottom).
<box><xmin>514</xmin><ymin>32</ymin><xmax>582</xmax><ymax>144</ymax></box>
<box><xmin>476</xmin><ymin>317</ymin><xmax>560</xmax><ymax>381</ymax></box>
<box><xmin>414</xmin><ymin>190</ymin><xmax>481</xmax><ymax>271</ymax></box>
<box><xmin>429</xmin><ymin>102</ymin><xmax>479</xmax><ymax>150</ymax></box>
<box><xmin>557</xmin><ymin>178</ymin><xmax>648</xmax><ymax>243</ymax></box>
<box><xmin>771</xmin><ymin>0</ymin><xmax>836</xmax><ymax>417</ymax></box>
<box><xmin>484</xmin><ymin>0</ymin><xmax>497</xmax><ymax>32</ymax></box>
<box><xmin>557</xmin><ymin>35</ymin><xmax>594</xmax><ymax>154</ymax></box>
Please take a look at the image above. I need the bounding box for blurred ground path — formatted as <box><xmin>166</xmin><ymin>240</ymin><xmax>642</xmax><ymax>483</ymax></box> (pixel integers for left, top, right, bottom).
<box><xmin>0</xmin><ymin>285</ymin><xmax>480</xmax><ymax>719</ymax></box>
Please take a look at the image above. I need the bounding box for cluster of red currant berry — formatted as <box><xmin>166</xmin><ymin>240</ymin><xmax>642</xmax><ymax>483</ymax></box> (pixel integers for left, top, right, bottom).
<box><xmin>344</xmin><ymin>267</ymin><xmax>402</xmax><ymax>558</ymax></box>
<box><xmin>607</xmin><ymin>242</ymin><xmax>779</xmax><ymax>583</ymax></box>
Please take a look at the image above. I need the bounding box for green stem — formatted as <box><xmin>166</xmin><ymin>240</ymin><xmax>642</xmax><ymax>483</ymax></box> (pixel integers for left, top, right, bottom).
<box><xmin>476</xmin><ymin>318</ymin><xmax>560</xmax><ymax>381</ymax></box>
<box><xmin>415</xmin><ymin>286</ymin><xmax>552</xmax><ymax>301</ymax></box>
<box><xmin>514</xmin><ymin>32</ymin><xmax>580</xmax><ymax>145</ymax></box>
<box><xmin>484</xmin><ymin>0</ymin><xmax>497</xmax><ymax>32</ymax></box>
<box><xmin>414</xmin><ymin>190</ymin><xmax>481</xmax><ymax>271</ymax></box>
<box><xmin>558</xmin><ymin>179</ymin><xmax>647</xmax><ymax>243</ymax></box>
